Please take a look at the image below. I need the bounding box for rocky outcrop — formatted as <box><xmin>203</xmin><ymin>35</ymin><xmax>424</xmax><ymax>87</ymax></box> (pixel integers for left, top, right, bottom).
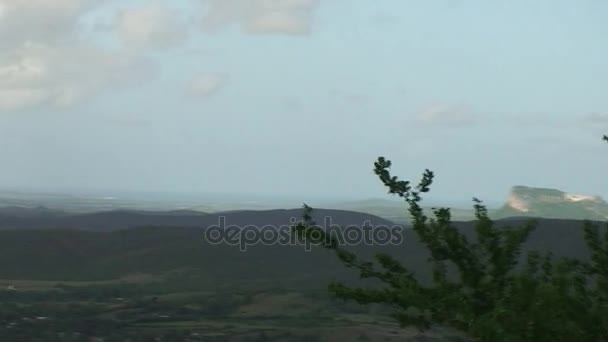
<box><xmin>495</xmin><ymin>186</ymin><xmax>608</xmax><ymax>220</ymax></box>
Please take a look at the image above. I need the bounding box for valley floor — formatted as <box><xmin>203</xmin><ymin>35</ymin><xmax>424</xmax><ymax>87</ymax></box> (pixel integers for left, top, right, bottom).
<box><xmin>0</xmin><ymin>276</ymin><xmax>467</xmax><ymax>341</ymax></box>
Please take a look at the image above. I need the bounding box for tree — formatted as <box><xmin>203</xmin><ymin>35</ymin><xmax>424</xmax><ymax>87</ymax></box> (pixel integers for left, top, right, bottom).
<box><xmin>294</xmin><ymin>153</ymin><xmax>608</xmax><ymax>341</ymax></box>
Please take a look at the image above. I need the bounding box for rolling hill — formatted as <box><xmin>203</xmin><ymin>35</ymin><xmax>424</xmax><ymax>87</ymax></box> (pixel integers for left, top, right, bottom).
<box><xmin>0</xmin><ymin>216</ymin><xmax>598</xmax><ymax>287</ymax></box>
<box><xmin>0</xmin><ymin>207</ymin><xmax>397</xmax><ymax>232</ymax></box>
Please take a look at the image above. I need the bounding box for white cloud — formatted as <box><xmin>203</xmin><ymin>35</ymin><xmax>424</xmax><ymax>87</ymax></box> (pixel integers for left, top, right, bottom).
<box><xmin>0</xmin><ymin>0</ymin><xmax>158</xmax><ymax>112</ymax></box>
<box><xmin>0</xmin><ymin>88</ymin><xmax>49</xmax><ymax>111</ymax></box>
<box><xmin>0</xmin><ymin>0</ymin><xmax>95</xmax><ymax>49</ymax></box>
<box><xmin>0</xmin><ymin>0</ymin><xmax>322</xmax><ymax>112</ymax></box>
<box><xmin>202</xmin><ymin>0</ymin><xmax>320</xmax><ymax>35</ymax></box>
<box><xmin>117</xmin><ymin>3</ymin><xmax>185</xmax><ymax>49</ymax></box>
<box><xmin>0</xmin><ymin>42</ymin><xmax>154</xmax><ymax>111</ymax></box>
<box><xmin>187</xmin><ymin>73</ymin><xmax>226</xmax><ymax>98</ymax></box>
<box><xmin>416</xmin><ymin>104</ymin><xmax>476</xmax><ymax>126</ymax></box>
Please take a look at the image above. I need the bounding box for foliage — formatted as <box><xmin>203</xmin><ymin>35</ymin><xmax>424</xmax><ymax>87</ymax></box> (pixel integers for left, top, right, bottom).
<box><xmin>294</xmin><ymin>155</ymin><xmax>608</xmax><ymax>341</ymax></box>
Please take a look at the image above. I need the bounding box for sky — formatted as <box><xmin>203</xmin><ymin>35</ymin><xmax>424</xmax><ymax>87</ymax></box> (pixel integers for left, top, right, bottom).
<box><xmin>0</xmin><ymin>0</ymin><xmax>607</xmax><ymax>204</ymax></box>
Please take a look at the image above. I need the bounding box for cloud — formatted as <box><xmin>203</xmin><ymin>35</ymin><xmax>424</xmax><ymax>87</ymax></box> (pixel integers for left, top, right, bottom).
<box><xmin>186</xmin><ymin>73</ymin><xmax>226</xmax><ymax>98</ymax></box>
<box><xmin>0</xmin><ymin>88</ymin><xmax>48</xmax><ymax>111</ymax></box>
<box><xmin>576</xmin><ymin>112</ymin><xmax>608</xmax><ymax>138</ymax></box>
<box><xmin>117</xmin><ymin>3</ymin><xmax>186</xmax><ymax>49</ymax></box>
<box><xmin>0</xmin><ymin>0</ymin><xmax>320</xmax><ymax>112</ymax></box>
<box><xmin>581</xmin><ymin>112</ymin><xmax>608</xmax><ymax>126</ymax></box>
<box><xmin>201</xmin><ymin>0</ymin><xmax>320</xmax><ymax>35</ymax></box>
<box><xmin>415</xmin><ymin>104</ymin><xmax>476</xmax><ymax>126</ymax></box>
<box><xmin>0</xmin><ymin>0</ymin><xmax>158</xmax><ymax>112</ymax></box>
<box><xmin>0</xmin><ymin>0</ymin><xmax>96</xmax><ymax>49</ymax></box>
<box><xmin>0</xmin><ymin>43</ymin><xmax>154</xmax><ymax>111</ymax></box>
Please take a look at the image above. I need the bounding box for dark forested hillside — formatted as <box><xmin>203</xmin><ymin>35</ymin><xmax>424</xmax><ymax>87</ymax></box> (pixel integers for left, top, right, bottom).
<box><xmin>0</xmin><ymin>216</ymin><xmax>595</xmax><ymax>285</ymax></box>
<box><xmin>0</xmin><ymin>208</ymin><xmax>395</xmax><ymax>231</ymax></box>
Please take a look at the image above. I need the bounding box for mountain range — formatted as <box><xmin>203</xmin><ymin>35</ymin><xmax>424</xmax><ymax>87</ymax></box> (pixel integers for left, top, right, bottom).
<box><xmin>328</xmin><ymin>186</ymin><xmax>608</xmax><ymax>222</ymax></box>
<box><xmin>1</xmin><ymin>185</ymin><xmax>607</xmax><ymax>229</ymax></box>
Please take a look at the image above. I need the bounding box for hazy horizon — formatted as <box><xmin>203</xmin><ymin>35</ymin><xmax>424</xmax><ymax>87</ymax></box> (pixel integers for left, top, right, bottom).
<box><xmin>1</xmin><ymin>0</ymin><xmax>607</xmax><ymax>202</ymax></box>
